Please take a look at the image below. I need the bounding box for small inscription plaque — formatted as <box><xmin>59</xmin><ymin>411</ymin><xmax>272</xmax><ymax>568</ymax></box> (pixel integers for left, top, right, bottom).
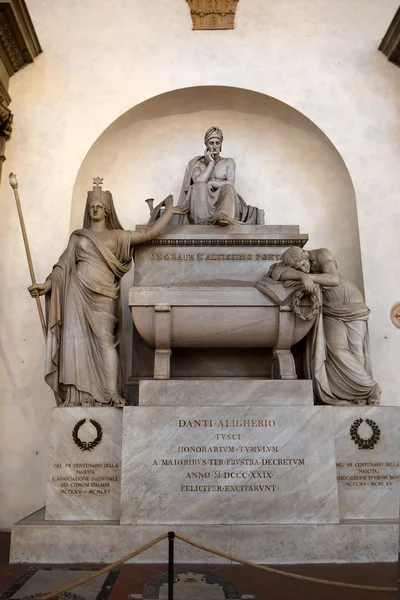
<box><xmin>45</xmin><ymin>407</ymin><xmax>123</xmax><ymax>521</ymax></box>
<box><xmin>335</xmin><ymin>407</ymin><xmax>400</xmax><ymax>519</ymax></box>
<box><xmin>51</xmin><ymin>461</ymin><xmax>119</xmax><ymax>496</ymax></box>
<box><xmin>336</xmin><ymin>460</ymin><xmax>400</xmax><ymax>488</ymax></box>
<box><xmin>121</xmin><ymin>406</ymin><xmax>339</xmax><ymax>524</ymax></box>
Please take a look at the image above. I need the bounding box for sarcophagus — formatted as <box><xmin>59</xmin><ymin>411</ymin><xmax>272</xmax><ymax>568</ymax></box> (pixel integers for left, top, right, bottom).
<box><xmin>129</xmin><ymin>284</ymin><xmax>317</xmax><ymax>380</ymax></box>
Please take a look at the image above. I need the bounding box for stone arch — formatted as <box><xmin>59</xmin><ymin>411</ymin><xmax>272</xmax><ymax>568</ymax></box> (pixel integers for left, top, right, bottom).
<box><xmin>71</xmin><ymin>85</ymin><xmax>362</xmax><ymax>288</ymax></box>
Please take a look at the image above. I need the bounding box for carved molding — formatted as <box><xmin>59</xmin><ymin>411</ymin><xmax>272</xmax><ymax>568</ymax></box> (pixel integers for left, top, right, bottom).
<box><xmin>0</xmin><ymin>94</ymin><xmax>11</xmax><ymax>163</ymax></box>
<box><xmin>0</xmin><ymin>1</ymin><xmax>41</xmax><ymax>174</ymax></box>
<box><xmin>143</xmin><ymin>238</ymin><xmax>307</xmax><ymax>247</ymax></box>
<box><xmin>187</xmin><ymin>0</ymin><xmax>239</xmax><ymax>30</ymax></box>
<box><xmin>0</xmin><ymin>94</ymin><xmax>12</xmax><ymax>139</ymax></box>
<box><xmin>0</xmin><ymin>0</ymin><xmax>42</xmax><ymax>76</ymax></box>
<box><xmin>379</xmin><ymin>7</ymin><xmax>400</xmax><ymax>67</ymax></box>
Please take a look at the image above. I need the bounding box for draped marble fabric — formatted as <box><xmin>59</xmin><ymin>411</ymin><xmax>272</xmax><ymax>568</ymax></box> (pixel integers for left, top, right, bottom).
<box><xmin>267</xmin><ymin>260</ymin><xmax>380</xmax><ymax>405</ymax></box>
<box><xmin>45</xmin><ymin>229</ymin><xmax>133</xmax><ymax>405</ymax></box>
<box><xmin>308</xmin><ymin>271</ymin><xmax>379</xmax><ymax>406</ymax></box>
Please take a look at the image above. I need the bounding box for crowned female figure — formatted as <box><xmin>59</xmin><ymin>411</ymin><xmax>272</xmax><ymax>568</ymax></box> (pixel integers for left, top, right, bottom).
<box><xmin>29</xmin><ymin>180</ymin><xmax>186</xmax><ymax>407</ymax></box>
<box><xmin>177</xmin><ymin>126</ymin><xmax>262</xmax><ymax>226</ymax></box>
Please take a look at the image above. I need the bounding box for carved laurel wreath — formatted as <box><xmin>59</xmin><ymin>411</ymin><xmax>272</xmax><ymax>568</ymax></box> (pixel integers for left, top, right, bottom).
<box><xmin>350</xmin><ymin>418</ymin><xmax>381</xmax><ymax>450</ymax></box>
<box><xmin>72</xmin><ymin>418</ymin><xmax>103</xmax><ymax>452</ymax></box>
<box><xmin>292</xmin><ymin>289</ymin><xmax>320</xmax><ymax>321</ymax></box>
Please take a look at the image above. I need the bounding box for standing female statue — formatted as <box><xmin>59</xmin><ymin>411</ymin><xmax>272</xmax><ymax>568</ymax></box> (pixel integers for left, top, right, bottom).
<box><xmin>265</xmin><ymin>246</ymin><xmax>381</xmax><ymax>406</ymax></box>
<box><xmin>29</xmin><ymin>180</ymin><xmax>186</xmax><ymax>407</ymax></box>
<box><xmin>177</xmin><ymin>126</ymin><xmax>262</xmax><ymax>226</ymax></box>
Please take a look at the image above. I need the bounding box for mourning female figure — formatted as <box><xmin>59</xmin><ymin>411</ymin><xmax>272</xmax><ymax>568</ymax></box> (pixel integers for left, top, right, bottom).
<box><xmin>266</xmin><ymin>246</ymin><xmax>381</xmax><ymax>406</ymax></box>
<box><xmin>177</xmin><ymin>126</ymin><xmax>262</xmax><ymax>226</ymax></box>
<box><xmin>29</xmin><ymin>181</ymin><xmax>186</xmax><ymax>407</ymax></box>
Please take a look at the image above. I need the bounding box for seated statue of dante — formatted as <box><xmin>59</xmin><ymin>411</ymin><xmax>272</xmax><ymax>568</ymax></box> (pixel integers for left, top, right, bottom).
<box><xmin>177</xmin><ymin>126</ymin><xmax>263</xmax><ymax>226</ymax></box>
<box><xmin>263</xmin><ymin>246</ymin><xmax>381</xmax><ymax>406</ymax></box>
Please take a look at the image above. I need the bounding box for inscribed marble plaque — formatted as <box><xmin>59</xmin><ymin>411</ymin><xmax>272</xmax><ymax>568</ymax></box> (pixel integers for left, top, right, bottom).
<box><xmin>335</xmin><ymin>406</ymin><xmax>400</xmax><ymax>519</ymax></box>
<box><xmin>45</xmin><ymin>407</ymin><xmax>123</xmax><ymax>521</ymax></box>
<box><xmin>120</xmin><ymin>406</ymin><xmax>339</xmax><ymax>525</ymax></box>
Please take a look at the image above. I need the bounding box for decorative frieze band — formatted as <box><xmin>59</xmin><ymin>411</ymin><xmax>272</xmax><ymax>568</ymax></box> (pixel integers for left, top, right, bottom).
<box><xmin>0</xmin><ymin>1</ymin><xmax>41</xmax><ymax>76</ymax></box>
<box><xmin>0</xmin><ymin>95</ymin><xmax>13</xmax><ymax>140</ymax></box>
<box><xmin>0</xmin><ymin>11</ymin><xmax>24</xmax><ymax>73</ymax></box>
<box><xmin>142</xmin><ymin>238</ymin><xmax>307</xmax><ymax>247</ymax></box>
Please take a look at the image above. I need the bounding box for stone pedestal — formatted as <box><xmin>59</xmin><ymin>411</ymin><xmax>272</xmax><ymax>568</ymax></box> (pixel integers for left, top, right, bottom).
<box><xmin>334</xmin><ymin>406</ymin><xmax>400</xmax><ymax>520</ymax></box>
<box><xmin>9</xmin><ymin>381</ymin><xmax>400</xmax><ymax>564</ymax></box>
<box><xmin>10</xmin><ymin>508</ymin><xmax>398</xmax><ymax>564</ymax></box>
<box><xmin>45</xmin><ymin>407</ymin><xmax>123</xmax><ymax>521</ymax></box>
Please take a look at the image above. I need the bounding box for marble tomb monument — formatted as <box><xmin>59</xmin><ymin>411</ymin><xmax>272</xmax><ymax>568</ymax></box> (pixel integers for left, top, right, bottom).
<box><xmin>10</xmin><ymin>129</ymin><xmax>399</xmax><ymax>565</ymax></box>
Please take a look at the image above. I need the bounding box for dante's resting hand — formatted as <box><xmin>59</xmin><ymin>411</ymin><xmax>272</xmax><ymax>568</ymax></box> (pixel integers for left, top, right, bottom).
<box><xmin>204</xmin><ymin>150</ymin><xmax>215</xmax><ymax>164</ymax></box>
<box><xmin>171</xmin><ymin>205</ymin><xmax>190</xmax><ymax>216</ymax></box>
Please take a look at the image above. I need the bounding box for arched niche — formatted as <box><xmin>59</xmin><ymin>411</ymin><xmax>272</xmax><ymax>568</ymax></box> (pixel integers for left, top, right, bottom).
<box><xmin>71</xmin><ymin>85</ymin><xmax>363</xmax><ymax>289</ymax></box>
<box><xmin>71</xmin><ymin>86</ymin><xmax>364</xmax><ymax>398</ymax></box>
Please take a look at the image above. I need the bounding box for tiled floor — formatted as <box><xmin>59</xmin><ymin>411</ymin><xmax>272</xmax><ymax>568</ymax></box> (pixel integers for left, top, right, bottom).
<box><xmin>0</xmin><ymin>532</ymin><xmax>398</xmax><ymax>600</ymax></box>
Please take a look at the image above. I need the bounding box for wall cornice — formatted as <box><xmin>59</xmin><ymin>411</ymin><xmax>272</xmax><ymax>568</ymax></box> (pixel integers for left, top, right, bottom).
<box><xmin>0</xmin><ymin>1</ymin><xmax>41</xmax><ymax>177</ymax></box>
<box><xmin>379</xmin><ymin>7</ymin><xmax>400</xmax><ymax>67</ymax></box>
<box><xmin>0</xmin><ymin>0</ymin><xmax>41</xmax><ymax>78</ymax></box>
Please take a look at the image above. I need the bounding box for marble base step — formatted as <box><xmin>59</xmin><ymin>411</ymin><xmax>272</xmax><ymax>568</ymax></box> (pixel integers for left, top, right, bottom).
<box><xmin>10</xmin><ymin>509</ymin><xmax>398</xmax><ymax>565</ymax></box>
<box><xmin>139</xmin><ymin>379</ymin><xmax>313</xmax><ymax>406</ymax></box>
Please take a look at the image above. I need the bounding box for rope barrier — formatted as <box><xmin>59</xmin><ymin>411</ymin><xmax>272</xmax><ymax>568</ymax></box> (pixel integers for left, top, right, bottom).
<box><xmin>39</xmin><ymin>533</ymin><xmax>168</xmax><ymax>600</ymax></box>
<box><xmin>174</xmin><ymin>533</ymin><xmax>397</xmax><ymax>593</ymax></box>
<box><xmin>34</xmin><ymin>530</ymin><xmax>397</xmax><ymax>598</ymax></box>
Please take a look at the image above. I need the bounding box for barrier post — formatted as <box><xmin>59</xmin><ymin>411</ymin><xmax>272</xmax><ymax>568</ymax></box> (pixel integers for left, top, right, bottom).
<box><xmin>168</xmin><ymin>531</ymin><xmax>175</xmax><ymax>600</ymax></box>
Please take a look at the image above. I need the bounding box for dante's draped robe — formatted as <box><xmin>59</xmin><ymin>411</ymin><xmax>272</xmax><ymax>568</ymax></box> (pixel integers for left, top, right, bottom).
<box><xmin>177</xmin><ymin>156</ymin><xmax>261</xmax><ymax>225</ymax></box>
<box><xmin>45</xmin><ymin>229</ymin><xmax>132</xmax><ymax>405</ymax></box>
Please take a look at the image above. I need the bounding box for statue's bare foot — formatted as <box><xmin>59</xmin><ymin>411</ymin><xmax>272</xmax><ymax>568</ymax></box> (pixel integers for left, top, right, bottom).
<box><xmin>111</xmin><ymin>393</ymin><xmax>126</xmax><ymax>408</ymax></box>
<box><xmin>367</xmin><ymin>386</ymin><xmax>382</xmax><ymax>405</ymax></box>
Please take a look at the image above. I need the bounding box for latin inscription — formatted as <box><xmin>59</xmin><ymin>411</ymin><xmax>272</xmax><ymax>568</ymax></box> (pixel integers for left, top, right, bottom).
<box><xmin>148</xmin><ymin>417</ymin><xmax>306</xmax><ymax>495</ymax></box>
<box><xmin>336</xmin><ymin>461</ymin><xmax>400</xmax><ymax>487</ymax></box>
<box><xmin>149</xmin><ymin>252</ymin><xmax>282</xmax><ymax>262</ymax></box>
<box><xmin>52</xmin><ymin>462</ymin><xmax>120</xmax><ymax>496</ymax></box>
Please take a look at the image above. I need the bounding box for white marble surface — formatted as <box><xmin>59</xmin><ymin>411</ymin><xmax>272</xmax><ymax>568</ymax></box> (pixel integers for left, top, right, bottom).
<box><xmin>134</xmin><ymin>245</ymin><xmax>290</xmax><ymax>287</ymax></box>
<box><xmin>136</xmin><ymin>225</ymin><xmax>302</xmax><ymax>237</ymax></box>
<box><xmin>130</xmin><ymin>287</ymin><xmax>314</xmax><ymax>350</ymax></box>
<box><xmin>120</xmin><ymin>406</ymin><xmax>339</xmax><ymax>525</ymax></box>
<box><xmin>10</xmin><ymin>508</ymin><xmax>398</xmax><ymax>564</ymax></box>
<box><xmin>134</xmin><ymin>226</ymin><xmax>307</xmax><ymax>286</ymax></box>
<box><xmin>334</xmin><ymin>406</ymin><xmax>400</xmax><ymax>520</ymax></box>
<box><xmin>139</xmin><ymin>380</ymin><xmax>313</xmax><ymax>406</ymax></box>
<box><xmin>2</xmin><ymin>0</ymin><xmax>400</xmax><ymax>531</ymax></box>
<box><xmin>45</xmin><ymin>408</ymin><xmax>123</xmax><ymax>521</ymax></box>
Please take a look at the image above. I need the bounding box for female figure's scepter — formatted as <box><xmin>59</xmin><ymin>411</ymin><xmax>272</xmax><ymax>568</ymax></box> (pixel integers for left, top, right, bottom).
<box><xmin>9</xmin><ymin>173</ymin><xmax>47</xmax><ymax>339</ymax></box>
